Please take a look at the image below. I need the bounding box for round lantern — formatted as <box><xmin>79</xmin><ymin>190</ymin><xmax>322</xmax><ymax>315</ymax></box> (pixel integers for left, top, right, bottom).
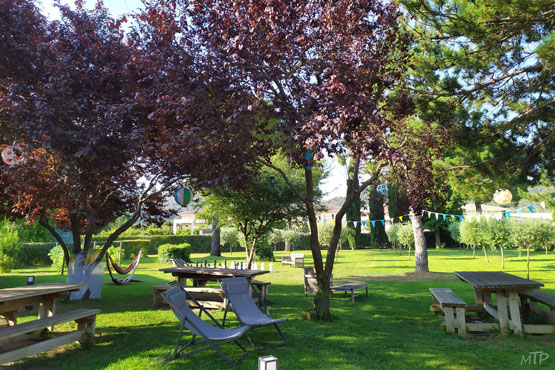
<box><xmin>376</xmin><ymin>183</ymin><xmax>388</xmax><ymax>195</ymax></box>
<box><xmin>493</xmin><ymin>189</ymin><xmax>512</xmax><ymax>205</ymax></box>
<box><xmin>174</xmin><ymin>187</ymin><xmax>193</xmax><ymax>207</ymax></box>
<box><xmin>1</xmin><ymin>145</ymin><xmax>24</xmax><ymax>166</ymax></box>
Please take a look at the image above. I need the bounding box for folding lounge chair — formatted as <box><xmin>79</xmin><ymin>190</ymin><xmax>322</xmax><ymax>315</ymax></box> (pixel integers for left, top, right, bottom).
<box><xmin>159</xmin><ymin>286</ymin><xmax>249</xmax><ymax>366</ymax></box>
<box><xmin>220</xmin><ymin>277</ymin><xmax>287</xmax><ymax>350</ymax></box>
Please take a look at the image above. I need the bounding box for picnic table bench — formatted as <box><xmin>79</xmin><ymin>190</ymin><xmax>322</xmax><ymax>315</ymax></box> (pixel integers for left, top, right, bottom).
<box><xmin>281</xmin><ymin>253</ymin><xmax>304</xmax><ymax>268</ymax></box>
<box><xmin>332</xmin><ymin>283</ymin><xmax>369</xmax><ymax>303</ymax></box>
<box><xmin>429</xmin><ymin>288</ymin><xmax>467</xmax><ymax>337</ymax></box>
<box><xmin>519</xmin><ymin>289</ymin><xmax>555</xmax><ymax>324</ymax></box>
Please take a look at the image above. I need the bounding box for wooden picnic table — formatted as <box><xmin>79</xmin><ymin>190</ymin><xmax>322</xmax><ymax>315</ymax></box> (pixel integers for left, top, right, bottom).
<box><xmin>454</xmin><ymin>271</ymin><xmax>544</xmax><ymax>335</ymax></box>
<box><xmin>0</xmin><ymin>283</ymin><xmax>87</xmax><ymax>326</ymax></box>
<box><xmin>159</xmin><ymin>266</ymin><xmax>270</xmax><ymax>287</ymax></box>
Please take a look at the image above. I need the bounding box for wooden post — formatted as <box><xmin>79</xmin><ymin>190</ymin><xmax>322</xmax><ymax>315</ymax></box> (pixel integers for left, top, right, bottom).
<box><xmin>508</xmin><ymin>291</ymin><xmax>523</xmax><ymax>335</ymax></box>
<box><xmin>496</xmin><ymin>291</ymin><xmax>510</xmax><ymax>335</ymax></box>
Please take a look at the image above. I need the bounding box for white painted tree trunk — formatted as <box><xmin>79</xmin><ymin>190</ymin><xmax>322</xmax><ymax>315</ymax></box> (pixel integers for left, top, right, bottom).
<box><xmin>410</xmin><ymin>209</ymin><xmax>429</xmax><ymax>273</ymax></box>
<box><xmin>67</xmin><ymin>251</ymin><xmax>105</xmax><ymax>300</ymax></box>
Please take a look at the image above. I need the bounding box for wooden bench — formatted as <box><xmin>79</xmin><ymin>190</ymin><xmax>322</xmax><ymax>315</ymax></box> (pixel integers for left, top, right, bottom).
<box><xmin>281</xmin><ymin>253</ymin><xmax>304</xmax><ymax>268</ymax></box>
<box><xmin>332</xmin><ymin>282</ymin><xmax>368</xmax><ymax>303</ymax></box>
<box><xmin>152</xmin><ymin>285</ymin><xmax>226</xmax><ymax>310</ymax></box>
<box><xmin>251</xmin><ymin>280</ymin><xmax>270</xmax><ymax>302</ymax></box>
<box><xmin>0</xmin><ymin>308</ymin><xmax>100</xmax><ymax>364</ymax></box>
<box><xmin>429</xmin><ymin>288</ymin><xmax>467</xmax><ymax>337</ymax></box>
<box><xmin>520</xmin><ymin>289</ymin><xmax>555</xmax><ymax>324</ymax></box>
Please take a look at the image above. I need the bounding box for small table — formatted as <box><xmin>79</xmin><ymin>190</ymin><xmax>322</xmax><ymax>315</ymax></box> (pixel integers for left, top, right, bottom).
<box><xmin>160</xmin><ymin>266</ymin><xmax>270</xmax><ymax>287</ymax></box>
<box><xmin>0</xmin><ymin>283</ymin><xmax>87</xmax><ymax>326</ymax></box>
<box><xmin>454</xmin><ymin>271</ymin><xmax>543</xmax><ymax>335</ymax></box>
<box><xmin>332</xmin><ymin>282</ymin><xmax>369</xmax><ymax>303</ymax></box>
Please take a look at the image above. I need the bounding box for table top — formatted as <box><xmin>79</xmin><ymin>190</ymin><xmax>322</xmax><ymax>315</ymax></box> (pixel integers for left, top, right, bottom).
<box><xmin>454</xmin><ymin>271</ymin><xmax>544</xmax><ymax>290</ymax></box>
<box><xmin>0</xmin><ymin>283</ymin><xmax>88</xmax><ymax>304</ymax></box>
<box><xmin>160</xmin><ymin>266</ymin><xmax>270</xmax><ymax>279</ymax></box>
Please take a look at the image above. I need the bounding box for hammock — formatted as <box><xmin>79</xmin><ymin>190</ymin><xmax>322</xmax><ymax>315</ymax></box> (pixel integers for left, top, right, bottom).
<box><xmin>106</xmin><ymin>250</ymin><xmax>142</xmax><ymax>285</ymax></box>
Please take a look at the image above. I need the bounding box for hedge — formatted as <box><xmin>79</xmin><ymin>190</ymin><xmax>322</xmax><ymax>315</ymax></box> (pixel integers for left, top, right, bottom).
<box><xmin>20</xmin><ymin>242</ymin><xmax>56</xmax><ymax>266</ymax></box>
<box><xmin>150</xmin><ymin>235</ymin><xmax>214</xmax><ymax>253</ymax></box>
<box><xmin>158</xmin><ymin>243</ymin><xmax>192</xmax><ymax>263</ymax></box>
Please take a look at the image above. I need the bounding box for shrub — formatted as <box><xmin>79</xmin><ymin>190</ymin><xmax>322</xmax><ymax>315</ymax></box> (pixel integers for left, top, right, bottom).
<box><xmin>255</xmin><ymin>244</ymin><xmax>275</xmax><ymax>261</ymax></box>
<box><xmin>150</xmin><ymin>235</ymin><xmax>213</xmax><ymax>253</ymax></box>
<box><xmin>397</xmin><ymin>223</ymin><xmax>415</xmax><ymax>249</ymax></box>
<box><xmin>448</xmin><ymin>222</ymin><xmax>461</xmax><ymax>243</ymax></box>
<box><xmin>158</xmin><ymin>243</ymin><xmax>192</xmax><ymax>263</ymax></box>
<box><xmin>48</xmin><ymin>245</ymin><xmax>65</xmax><ymax>273</ymax></box>
<box><xmin>386</xmin><ymin>223</ymin><xmax>402</xmax><ymax>249</ymax></box>
<box><xmin>20</xmin><ymin>242</ymin><xmax>56</xmax><ymax>265</ymax></box>
<box><xmin>0</xmin><ymin>227</ymin><xmax>23</xmax><ymax>269</ymax></box>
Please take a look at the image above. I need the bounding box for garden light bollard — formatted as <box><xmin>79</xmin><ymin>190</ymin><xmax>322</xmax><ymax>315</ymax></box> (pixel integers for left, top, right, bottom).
<box><xmin>259</xmin><ymin>355</ymin><xmax>278</xmax><ymax>370</ymax></box>
<box><xmin>269</xmin><ymin>263</ymin><xmax>274</xmax><ymax>272</ymax></box>
<box><xmin>253</xmin><ymin>262</ymin><xmax>258</xmax><ymax>270</ymax></box>
<box><xmin>260</xmin><ymin>263</ymin><xmax>265</xmax><ymax>271</ymax></box>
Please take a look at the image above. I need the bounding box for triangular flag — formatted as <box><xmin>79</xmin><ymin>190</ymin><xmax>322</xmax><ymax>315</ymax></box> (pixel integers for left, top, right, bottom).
<box><xmin>380</xmin><ymin>220</ymin><xmax>385</xmax><ymax>226</ymax></box>
<box><xmin>466</xmin><ymin>215</ymin><xmax>472</xmax><ymax>221</ymax></box>
<box><xmin>527</xmin><ymin>205</ymin><xmax>534</xmax><ymax>213</ymax></box>
<box><xmin>516</xmin><ymin>208</ymin><xmax>522</xmax><ymax>214</ymax></box>
<box><xmin>323</xmin><ymin>219</ymin><xmax>327</xmax><ymax>224</ymax></box>
<box><xmin>507</xmin><ymin>211</ymin><xmax>511</xmax><ymax>219</ymax></box>
<box><xmin>371</xmin><ymin>220</ymin><xmax>376</xmax><ymax>227</ymax></box>
<box><xmin>427</xmin><ymin>211</ymin><xmax>431</xmax><ymax>218</ymax></box>
<box><xmin>485</xmin><ymin>214</ymin><xmax>490</xmax><ymax>221</ymax></box>
<box><xmin>362</xmin><ymin>221</ymin><xmax>366</xmax><ymax>228</ymax></box>
<box><xmin>495</xmin><ymin>213</ymin><xmax>502</xmax><ymax>220</ymax></box>
<box><xmin>399</xmin><ymin>216</ymin><xmax>403</xmax><ymax>222</ymax></box>
<box><xmin>450</xmin><ymin>215</ymin><xmax>455</xmax><ymax>219</ymax></box>
<box><xmin>434</xmin><ymin>213</ymin><xmax>438</xmax><ymax>220</ymax></box>
<box><xmin>458</xmin><ymin>216</ymin><xmax>463</xmax><ymax>222</ymax></box>
<box><xmin>476</xmin><ymin>215</ymin><xmax>480</xmax><ymax>222</ymax></box>
<box><xmin>540</xmin><ymin>201</ymin><xmax>546</xmax><ymax>209</ymax></box>
<box><xmin>390</xmin><ymin>218</ymin><xmax>394</xmax><ymax>224</ymax></box>
<box><xmin>442</xmin><ymin>214</ymin><xmax>446</xmax><ymax>221</ymax></box>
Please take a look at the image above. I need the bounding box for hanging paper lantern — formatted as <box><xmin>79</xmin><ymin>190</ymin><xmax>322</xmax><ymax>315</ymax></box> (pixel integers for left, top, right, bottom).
<box><xmin>174</xmin><ymin>187</ymin><xmax>193</xmax><ymax>207</ymax></box>
<box><xmin>1</xmin><ymin>145</ymin><xmax>25</xmax><ymax>166</ymax></box>
<box><xmin>376</xmin><ymin>183</ymin><xmax>388</xmax><ymax>195</ymax></box>
<box><xmin>493</xmin><ymin>189</ymin><xmax>512</xmax><ymax>205</ymax></box>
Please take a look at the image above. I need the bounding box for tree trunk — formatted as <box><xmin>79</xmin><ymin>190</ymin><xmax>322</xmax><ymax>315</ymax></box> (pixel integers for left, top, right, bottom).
<box><xmin>500</xmin><ymin>248</ymin><xmax>504</xmax><ymax>269</ymax></box>
<box><xmin>482</xmin><ymin>246</ymin><xmax>489</xmax><ymax>263</ymax></box>
<box><xmin>284</xmin><ymin>219</ymin><xmax>292</xmax><ymax>252</ymax></box>
<box><xmin>472</xmin><ymin>247</ymin><xmax>476</xmax><ymax>258</ymax></box>
<box><xmin>210</xmin><ymin>219</ymin><xmax>221</xmax><ymax>256</ymax></box>
<box><xmin>410</xmin><ymin>209</ymin><xmax>428</xmax><ymax>273</ymax></box>
<box><xmin>434</xmin><ymin>229</ymin><xmax>441</xmax><ymax>249</ymax></box>
<box><xmin>408</xmin><ymin>246</ymin><xmax>411</xmax><ymax>260</ymax></box>
<box><xmin>475</xmin><ymin>201</ymin><xmax>482</xmax><ymax>214</ymax></box>
<box><xmin>526</xmin><ymin>247</ymin><xmax>530</xmax><ymax>280</ymax></box>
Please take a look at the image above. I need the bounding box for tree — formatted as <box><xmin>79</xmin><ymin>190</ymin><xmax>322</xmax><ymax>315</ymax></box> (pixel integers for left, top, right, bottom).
<box><xmin>1</xmin><ymin>1</ymin><xmax>267</xmax><ymax>287</ymax></box>
<box><xmin>510</xmin><ymin>219</ymin><xmax>555</xmax><ymax>279</ymax></box>
<box><xmin>397</xmin><ymin>223</ymin><xmax>415</xmax><ymax>260</ymax></box>
<box><xmin>459</xmin><ymin>219</ymin><xmax>481</xmax><ymax>258</ymax></box>
<box><xmin>402</xmin><ymin>0</ymin><xmax>555</xmax><ymax>205</ymax></box>
<box><xmin>180</xmin><ymin>0</ymin><xmax>416</xmax><ymax>320</ymax></box>
<box><xmin>343</xmin><ymin>157</ymin><xmax>362</xmax><ymax>249</ymax></box>
<box><xmin>482</xmin><ymin>219</ymin><xmax>512</xmax><ymax>269</ymax></box>
<box><xmin>198</xmin><ymin>156</ymin><xmax>317</xmax><ymax>268</ymax></box>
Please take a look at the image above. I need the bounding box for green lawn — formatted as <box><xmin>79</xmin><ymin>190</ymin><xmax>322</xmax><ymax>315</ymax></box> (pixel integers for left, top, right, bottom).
<box><xmin>1</xmin><ymin>248</ymin><xmax>554</xmax><ymax>369</ymax></box>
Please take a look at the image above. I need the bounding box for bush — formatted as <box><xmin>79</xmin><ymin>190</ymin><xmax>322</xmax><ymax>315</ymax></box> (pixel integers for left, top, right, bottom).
<box><xmin>0</xmin><ymin>227</ymin><xmax>23</xmax><ymax>270</ymax></box>
<box><xmin>255</xmin><ymin>244</ymin><xmax>275</xmax><ymax>261</ymax></box>
<box><xmin>48</xmin><ymin>245</ymin><xmax>65</xmax><ymax>273</ymax></box>
<box><xmin>158</xmin><ymin>243</ymin><xmax>192</xmax><ymax>263</ymax></box>
<box><xmin>150</xmin><ymin>235</ymin><xmax>214</xmax><ymax>253</ymax></box>
<box><xmin>448</xmin><ymin>222</ymin><xmax>461</xmax><ymax>243</ymax></box>
<box><xmin>386</xmin><ymin>223</ymin><xmax>402</xmax><ymax>248</ymax></box>
<box><xmin>20</xmin><ymin>242</ymin><xmax>56</xmax><ymax>265</ymax></box>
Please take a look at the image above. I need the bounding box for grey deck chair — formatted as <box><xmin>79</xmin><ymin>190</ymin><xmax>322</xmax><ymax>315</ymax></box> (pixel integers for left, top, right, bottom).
<box><xmin>220</xmin><ymin>277</ymin><xmax>287</xmax><ymax>350</ymax></box>
<box><xmin>159</xmin><ymin>286</ymin><xmax>249</xmax><ymax>366</ymax></box>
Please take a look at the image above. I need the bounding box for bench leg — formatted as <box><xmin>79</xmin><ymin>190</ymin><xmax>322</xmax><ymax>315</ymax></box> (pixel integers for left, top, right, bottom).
<box><xmin>496</xmin><ymin>291</ymin><xmax>510</xmax><ymax>336</ymax></box>
<box><xmin>455</xmin><ymin>307</ymin><xmax>466</xmax><ymax>337</ymax></box>
<box><xmin>39</xmin><ymin>299</ymin><xmax>56</xmax><ymax>331</ymax></box>
<box><xmin>508</xmin><ymin>291</ymin><xmax>523</xmax><ymax>336</ymax></box>
<box><xmin>76</xmin><ymin>316</ymin><xmax>96</xmax><ymax>344</ymax></box>
<box><xmin>444</xmin><ymin>307</ymin><xmax>455</xmax><ymax>333</ymax></box>
<box><xmin>351</xmin><ymin>290</ymin><xmax>355</xmax><ymax>303</ymax></box>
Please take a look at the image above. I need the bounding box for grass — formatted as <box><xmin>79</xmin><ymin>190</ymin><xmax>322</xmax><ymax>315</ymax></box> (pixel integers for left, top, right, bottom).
<box><xmin>1</xmin><ymin>248</ymin><xmax>554</xmax><ymax>369</ymax></box>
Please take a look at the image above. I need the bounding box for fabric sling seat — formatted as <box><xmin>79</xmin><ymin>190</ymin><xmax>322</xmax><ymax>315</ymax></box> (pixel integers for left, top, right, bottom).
<box><xmin>159</xmin><ymin>286</ymin><xmax>249</xmax><ymax>366</ymax></box>
<box><xmin>220</xmin><ymin>277</ymin><xmax>287</xmax><ymax>350</ymax></box>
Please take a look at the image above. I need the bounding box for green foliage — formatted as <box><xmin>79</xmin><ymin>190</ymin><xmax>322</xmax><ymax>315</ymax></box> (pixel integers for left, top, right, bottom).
<box><xmin>459</xmin><ymin>220</ymin><xmax>481</xmax><ymax>248</ymax></box>
<box><xmin>396</xmin><ymin>223</ymin><xmax>415</xmax><ymax>249</ymax></box>
<box><xmin>254</xmin><ymin>244</ymin><xmax>275</xmax><ymax>261</ymax></box>
<box><xmin>220</xmin><ymin>228</ymin><xmax>242</xmax><ymax>251</ymax></box>
<box><xmin>19</xmin><ymin>243</ymin><xmax>55</xmax><ymax>266</ymax></box>
<box><xmin>268</xmin><ymin>229</ymin><xmax>284</xmax><ymax>247</ymax></box>
<box><xmin>91</xmin><ymin>237</ymin><xmax>150</xmax><ymax>257</ymax></box>
<box><xmin>317</xmin><ymin>222</ymin><xmax>348</xmax><ymax>248</ymax></box>
<box><xmin>0</xmin><ymin>225</ymin><xmax>23</xmax><ymax>270</ymax></box>
<box><xmin>149</xmin><ymin>235</ymin><xmax>213</xmax><ymax>254</ymax></box>
<box><xmin>48</xmin><ymin>245</ymin><xmax>65</xmax><ymax>273</ymax></box>
<box><xmin>157</xmin><ymin>243</ymin><xmax>192</xmax><ymax>263</ymax></box>
<box><xmin>447</xmin><ymin>222</ymin><xmax>461</xmax><ymax>243</ymax></box>
<box><xmin>510</xmin><ymin>219</ymin><xmax>555</xmax><ymax>251</ymax></box>
<box><xmin>386</xmin><ymin>223</ymin><xmax>402</xmax><ymax>247</ymax></box>
<box><xmin>281</xmin><ymin>229</ymin><xmax>302</xmax><ymax>248</ymax></box>
<box><xmin>482</xmin><ymin>219</ymin><xmax>512</xmax><ymax>251</ymax></box>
